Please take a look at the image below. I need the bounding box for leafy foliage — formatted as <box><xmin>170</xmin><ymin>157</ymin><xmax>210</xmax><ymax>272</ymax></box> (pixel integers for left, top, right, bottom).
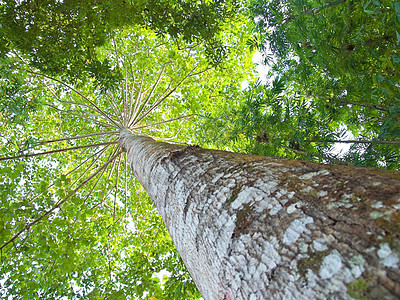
<box><xmin>0</xmin><ymin>23</ymin><xmax>253</xmax><ymax>299</ymax></box>
<box><xmin>0</xmin><ymin>0</ymin><xmax>243</xmax><ymax>85</ymax></box>
<box><xmin>197</xmin><ymin>0</ymin><xmax>400</xmax><ymax>169</ymax></box>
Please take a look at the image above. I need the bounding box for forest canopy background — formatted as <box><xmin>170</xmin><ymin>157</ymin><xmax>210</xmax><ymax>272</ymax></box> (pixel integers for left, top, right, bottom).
<box><xmin>0</xmin><ymin>0</ymin><xmax>400</xmax><ymax>299</ymax></box>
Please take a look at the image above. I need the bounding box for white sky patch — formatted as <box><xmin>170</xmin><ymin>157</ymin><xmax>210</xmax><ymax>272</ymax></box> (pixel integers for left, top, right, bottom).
<box><xmin>125</xmin><ymin>214</ymin><xmax>136</xmax><ymax>232</ymax></box>
<box><xmin>241</xmin><ymin>51</ymin><xmax>272</xmax><ymax>89</ymax></box>
<box><xmin>331</xmin><ymin>124</ymin><xmax>354</xmax><ymax>156</ymax></box>
<box><xmin>253</xmin><ymin>51</ymin><xmax>271</xmax><ymax>84</ymax></box>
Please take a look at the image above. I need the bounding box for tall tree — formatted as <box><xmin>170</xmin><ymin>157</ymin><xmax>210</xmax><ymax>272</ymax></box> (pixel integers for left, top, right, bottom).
<box><xmin>0</xmin><ymin>26</ymin><xmax>253</xmax><ymax>298</ymax></box>
<box><xmin>236</xmin><ymin>0</ymin><xmax>400</xmax><ymax>168</ymax></box>
<box><xmin>120</xmin><ymin>129</ymin><xmax>400</xmax><ymax>299</ymax></box>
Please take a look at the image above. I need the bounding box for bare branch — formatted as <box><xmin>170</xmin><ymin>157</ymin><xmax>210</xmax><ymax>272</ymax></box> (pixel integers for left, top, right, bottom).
<box><xmin>128</xmin><ymin>62</ymin><xmax>170</xmax><ymax>127</ymax></box>
<box><xmin>43</xmin><ymin>103</ymin><xmax>116</xmax><ymax>129</ymax></box>
<box><xmin>132</xmin><ymin>66</ymin><xmax>202</xmax><ymax>126</ymax></box>
<box><xmin>133</xmin><ymin>114</ymin><xmax>194</xmax><ymax>130</ymax></box>
<box><xmin>82</xmin><ymin>146</ymin><xmax>120</xmax><ymax>204</ymax></box>
<box><xmin>27</xmin><ymin>70</ymin><xmax>122</xmax><ymax>129</ymax></box>
<box><xmin>37</xmin><ymin>131</ymin><xmax>119</xmax><ymax>146</ymax></box>
<box><xmin>28</xmin><ymin>144</ymin><xmax>112</xmax><ymax>204</ymax></box>
<box><xmin>0</xmin><ymin>141</ymin><xmax>118</xmax><ymax>161</ymax></box>
<box><xmin>124</xmin><ymin>152</ymin><xmax>128</xmax><ymax>212</ymax></box>
<box><xmin>105</xmin><ymin>92</ymin><xmax>124</xmax><ymax>125</ymax></box>
<box><xmin>129</xmin><ymin>69</ymin><xmax>146</xmax><ymax>123</ymax></box>
<box><xmin>113</xmin><ymin>155</ymin><xmax>122</xmax><ymax>223</ymax></box>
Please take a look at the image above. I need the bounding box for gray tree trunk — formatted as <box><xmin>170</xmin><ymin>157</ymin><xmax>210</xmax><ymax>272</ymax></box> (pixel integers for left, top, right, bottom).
<box><xmin>119</xmin><ymin>129</ymin><xmax>400</xmax><ymax>300</ymax></box>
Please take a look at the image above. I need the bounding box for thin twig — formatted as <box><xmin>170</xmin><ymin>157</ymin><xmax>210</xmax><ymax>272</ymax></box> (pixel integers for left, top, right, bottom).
<box><xmin>113</xmin><ymin>155</ymin><xmax>122</xmax><ymax>223</ymax></box>
<box><xmin>105</xmin><ymin>92</ymin><xmax>124</xmax><ymax>125</ymax></box>
<box><xmin>82</xmin><ymin>146</ymin><xmax>119</xmax><ymax>204</ymax></box>
<box><xmin>0</xmin><ymin>141</ymin><xmax>118</xmax><ymax>161</ymax></box>
<box><xmin>128</xmin><ymin>62</ymin><xmax>170</xmax><ymax>127</ymax></box>
<box><xmin>129</xmin><ymin>69</ymin><xmax>146</xmax><ymax>123</ymax></box>
<box><xmin>43</xmin><ymin>103</ymin><xmax>116</xmax><ymax>129</ymax></box>
<box><xmin>28</xmin><ymin>144</ymin><xmax>111</xmax><ymax>204</ymax></box>
<box><xmin>132</xmin><ymin>66</ymin><xmax>204</xmax><ymax>126</ymax></box>
<box><xmin>27</xmin><ymin>70</ymin><xmax>122</xmax><ymax>129</ymax></box>
<box><xmin>133</xmin><ymin>114</ymin><xmax>194</xmax><ymax>130</ymax></box>
<box><xmin>37</xmin><ymin>131</ymin><xmax>118</xmax><ymax>146</ymax></box>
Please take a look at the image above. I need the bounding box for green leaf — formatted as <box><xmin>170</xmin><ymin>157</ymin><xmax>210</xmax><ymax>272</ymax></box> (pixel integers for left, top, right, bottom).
<box><xmin>394</xmin><ymin>2</ymin><xmax>400</xmax><ymax>15</ymax></box>
<box><xmin>363</xmin><ymin>0</ymin><xmax>372</xmax><ymax>10</ymax></box>
<box><xmin>393</xmin><ymin>55</ymin><xmax>400</xmax><ymax>63</ymax></box>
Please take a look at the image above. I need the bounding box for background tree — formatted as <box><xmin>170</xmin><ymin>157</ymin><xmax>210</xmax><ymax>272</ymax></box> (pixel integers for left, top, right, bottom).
<box><xmin>198</xmin><ymin>0</ymin><xmax>399</xmax><ymax>169</ymax></box>
<box><xmin>0</xmin><ymin>0</ymin><xmax>243</xmax><ymax>85</ymax></box>
<box><xmin>0</xmin><ymin>25</ymin><xmax>254</xmax><ymax>299</ymax></box>
<box><xmin>120</xmin><ymin>128</ymin><xmax>400</xmax><ymax>299</ymax></box>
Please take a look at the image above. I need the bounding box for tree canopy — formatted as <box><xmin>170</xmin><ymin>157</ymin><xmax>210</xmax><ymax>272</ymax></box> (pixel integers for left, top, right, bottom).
<box><xmin>200</xmin><ymin>0</ymin><xmax>400</xmax><ymax>169</ymax></box>
<box><xmin>0</xmin><ymin>20</ymin><xmax>253</xmax><ymax>298</ymax></box>
<box><xmin>0</xmin><ymin>0</ymin><xmax>242</xmax><ymax>85</ymax></box>
<box><xmin>1</xmin><ymin>0</ymin><xmax>400</xmax><ymax>299</ymax></box>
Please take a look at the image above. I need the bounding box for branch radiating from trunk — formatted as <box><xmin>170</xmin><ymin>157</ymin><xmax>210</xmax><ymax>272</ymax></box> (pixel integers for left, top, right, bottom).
<box><xmin>0</xmin><ymin>141</ymin><xmax>118</xmax><ymax>161</ymax></box>
<box><xmin>0</xmin><ymin>151</ymin><xmax>122</xmax><ymax>252</ymax></box>
<box><xmin>120</xmin><ymin>129</ymin><xmax>400</xmax><ymax>300</ymax></box>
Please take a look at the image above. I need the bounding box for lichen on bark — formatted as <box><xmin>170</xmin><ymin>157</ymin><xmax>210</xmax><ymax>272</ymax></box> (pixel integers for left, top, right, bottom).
<box><xmin>119</xmin><ymin>130</ymin><xmax>400</xmax><ymax>300</ymax></box>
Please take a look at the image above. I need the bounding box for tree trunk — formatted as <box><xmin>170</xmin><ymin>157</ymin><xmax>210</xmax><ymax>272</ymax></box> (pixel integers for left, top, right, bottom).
<box><xmin>119</xmin><ymin>129</ymin><xmax>400</xmax><ymax>300</ymax></box>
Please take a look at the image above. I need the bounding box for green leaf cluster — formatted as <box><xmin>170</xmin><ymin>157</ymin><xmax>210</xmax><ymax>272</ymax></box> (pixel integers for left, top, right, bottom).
<box><xmin>0</xmin><ymin>21</ymin><xmax>254</xmax><ymax>299</ymax></box>
<box><xmin>0</xmin><ymin>0</ymin><xmax>243</xmax><ymax>85</ymax></box>
<box><xmin>196</xmin><ymin>0</ymin><xmax>400</xmax><ymax>169</ymax></box>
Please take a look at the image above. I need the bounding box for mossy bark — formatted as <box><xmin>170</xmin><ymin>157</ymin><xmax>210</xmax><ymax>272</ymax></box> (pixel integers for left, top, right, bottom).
<box><xmin>120</xmin><ymin>129</ymin><xmax>400</xmax><ymax>300</ymax></box>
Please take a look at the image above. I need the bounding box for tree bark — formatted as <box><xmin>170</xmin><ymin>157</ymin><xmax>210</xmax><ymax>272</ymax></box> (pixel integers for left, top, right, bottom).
<box><xmin>119</xmin><ymin>129</ymin><xmax>400</xmax><ymax>300</ymax></box>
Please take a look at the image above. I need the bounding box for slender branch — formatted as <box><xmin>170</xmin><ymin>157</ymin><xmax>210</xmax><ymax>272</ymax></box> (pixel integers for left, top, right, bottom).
<box><xmin>130</xmin><ymin>69</ymin><xmax>146</xmax><ymax>124</ymax></box>
<box><xmin>123</xmin><ymin>58</ymin><xmax>129</xmax><ymax>127</ymax></box>
<box><xmin>124</xmin><ymin>152</ymin><xmax>128</xmax><ymax>212</ymax></box>
<box><xmin>89</xmin><ymin>186</ymin><xmax>115</xmax><ymax>212</ymax></box>
<box><xmin>43</xmin><ymin>103</ymin><xmax>116</xmax><ymax>129</ymax></box>
<box><xmin>126</xmin><ymin>56</ymin><xmax>138</xmax><ymax>120</ymax></box>
<box><xmin>82</xmin><ymin>146</ymin><xmax>119</xmax><ymax>204</ymax></box>
<box><xmin>107</xmin><ymin>146</ymin><xmax>120</xmax><ymax>181</ymax></box>
<box><xmin>27</xmin><ymin>70</ymin><xmax>122</xmax><ymax>129</ymax></box>
<box><xmin>68</xmin><ymin>144</ymin><xmax>115</xmax><ymax>189</ymax></box>
<box><xmin>37</xmin><ymin>75</ymin><xmax>117</xmax><ymax>124</ymax></box>
<box><xmin>306</xmin><ymin>139</ymin><xmax>400</xmax><ymax>145</ymax></box>
<box><xmin>128</xmin><ymin>62</ymin><xmax>170</xmax><ymax>127</ymax></box>
<box><xmin>111</xmin><ymin>37</ymin><xmax>129</xmax><ymax>127</ymax></box>
<box><xmin>0</xmin><ymin>151</ymin><xmax>122</xmax><ymax>251</ymax></box>
<box><xmin>128</xmin><ymin>78</ymin><xmax>174</xmax><ymax>128</ymax></box>
<box><xmin>133</xmin><ymin>66</ymin><xmax>207</xmax><ymax>126</ymax></box>
<box><xmin>133</xmin><ymin>114</ymin><xmax>194</xmax><ymax>130</ymax></box>
<box><xmin>28</xmin><ymin>144</ymin><xmax>111</xmax><ymax>204</ymax></box>
<box><xmin>0</xmin><ymin>141</ymin><xmax>118</xmax><ymax>161</ymax></box>
<box><xmin>105</xmin><ymin>92</ymin><xmax>124</xmax><ymax>125</ymax></box>
<box><xmin>57</xmin><ymin>99</ymin><xmax>116</xmax><ymax>120</ymax></box>
<box><xmin>113</xmin><ymin>155</ymin><xmax>122</xmax><ymax>223</ymax></box>
<box><xmin>37</xmin><ymin>131</ymin><xmax>119</xmax><ymax>146</ymax></box>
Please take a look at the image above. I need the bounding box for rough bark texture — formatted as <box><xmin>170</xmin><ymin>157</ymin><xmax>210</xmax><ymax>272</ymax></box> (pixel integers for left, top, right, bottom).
<box><xmin>119</xmin><ymin>129</ymin><xmax>400</xmax><ymax>300</ymax></box>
